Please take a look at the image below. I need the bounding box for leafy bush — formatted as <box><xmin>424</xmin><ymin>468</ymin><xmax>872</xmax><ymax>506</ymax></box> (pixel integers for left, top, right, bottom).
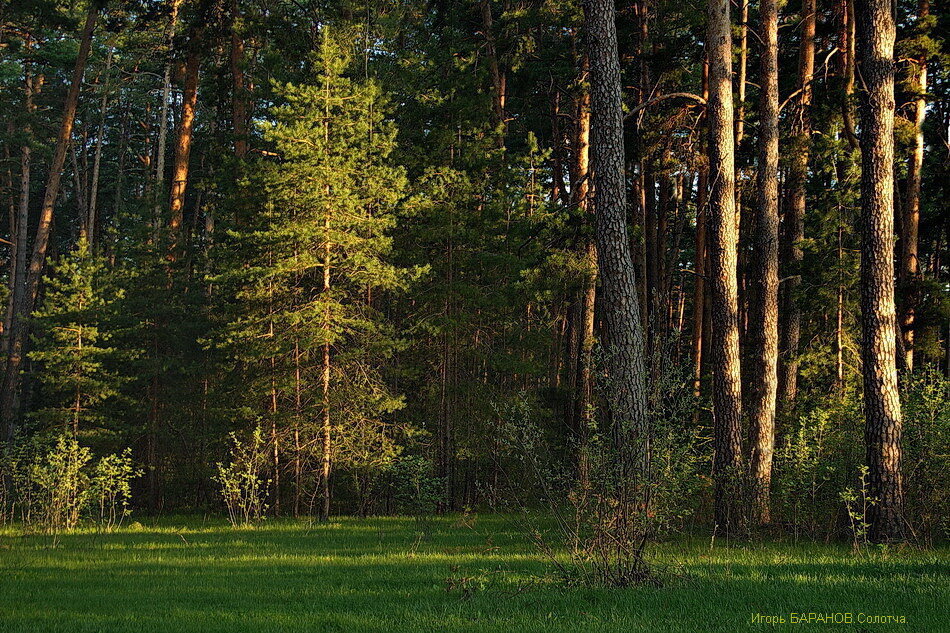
<box><xmin>901</xmin><ymin>368</ymin><xmax>950</xmax><ymax>542</ymax></box>
<box><xmin>29</xmin><ymin>436</ymin><xmax>92</xmax><ymax>532</ymax></box>
<box><xmin>216</xmin><ymin>426</ymin><xmax>270</xmax><ymax>526</ymax></box>
<box><xmin>90</xmin><ymin>449</ymin><xmax>140</xmax><ymax>531</ymax></box>
<box><xmin>0</xmin><ymin>435</ymin><xmax>140</xmax><ymax>532</ymax></box>
<box><xmin>385</xmin><ymin>455</ymin><xmax>444</xmax><ymax>516</ymax></box>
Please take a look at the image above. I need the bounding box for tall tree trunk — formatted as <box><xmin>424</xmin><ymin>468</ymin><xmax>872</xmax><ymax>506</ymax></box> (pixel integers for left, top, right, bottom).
<box><xmin>168</xmin><ymin>42</ymin><xmax>201</xmax><ymax>253</ymax></box>
<box><xmin>779</xmin><ymin>0</ymin><xmax>816</xmax><ymax>409</ymax></box>
<box><xmin>900</xmin><ymin>0</ymin><xmax>929</xmax><ymax>373</ymax></box>
<box><xmin>87</xmin><ymin>46</ymin><xmax>114</xmax><ymax>246</ymax></box>
<box><xmin>1</xmin><ymin>4</ymin><xmax>98</xmax><ymax>439</ymax></box>
<box><xmin>572</xmin><ymin>76</ymin><xmax>594</xmax><ymax>488</ymax></box>
<box><xmin>231</xmin><ymin>0</ymin><xmax>249</xmax><ymax>159</ymax></box>
<box><xmin>480</xmin><ymin>0</ymin><xmax>506</xmax><ymax>146</ymax></box>
<box><xmin>856</xmin><ymin>0</ymin><xmax>904</xmax><ymax>542</ymax></box>
<box><xmin>707</xmin><ymin>0</ymin><xmax>744</xmax><ymax>535</ymax></box>
<box><xmin>749</xmin><ymin>0</ymin><xmax>780</xmax><ymax>526</ymax></box>
<box><xmin>319</xmin><ymin>315</ymin><xmax>332</xmax><ymax>520</ymax></box>
<box><xmin>4</xmin><ymin>65</ymin><xmax>41</xmax><ymax>358</ymax></box>
<box><xmin>583</xmin><ymin>0</ymin><xmax>650</xmax><ymax>483</ymax></box>
<box><xmin>691</xmin><ymin>59</ymin><xmax>710</xmax><ymax>404</ymax></box>
<box><xmin>155</xmin><ymin>0</ymin><xmax>183</xmax><ymax>238</ymax></box>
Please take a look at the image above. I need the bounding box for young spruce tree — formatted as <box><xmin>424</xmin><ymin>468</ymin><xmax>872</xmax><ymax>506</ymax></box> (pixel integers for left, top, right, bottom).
<box><xmin>29</xmin><ymin>240</ymin><xmax>129</xmax><ymax>438</ymax></box>
<box><xmin>216</xmin><ymin>31</ymin><xmax>415</xmax><ymax>519</ymax></box>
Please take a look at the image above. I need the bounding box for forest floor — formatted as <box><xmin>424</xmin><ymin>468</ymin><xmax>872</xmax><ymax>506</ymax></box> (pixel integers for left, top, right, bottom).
<box><xmin>0</xmin><ymin>514</ymin><xmax>947</xmax><ymax>632</ymax></box>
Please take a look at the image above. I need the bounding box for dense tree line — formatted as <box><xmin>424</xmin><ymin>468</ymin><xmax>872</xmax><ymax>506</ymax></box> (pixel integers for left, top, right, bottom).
<box><xmin>0</xmin><ymin>0</ymin><xmax>947</xmax><ymax>544</ymax></box>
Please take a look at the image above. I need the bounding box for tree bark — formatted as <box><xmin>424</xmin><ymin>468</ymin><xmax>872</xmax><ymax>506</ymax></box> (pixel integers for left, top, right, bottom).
<box><xmin>154</xmin><ymin>0</ymin><xmax>183</xmax><ymax>238</ymax></box>
<box><xmin>749</xmin><ymin>0</ymin><xmax>780</xmax><ymax>526</ymax></box>
<box><xmin>168</xmin><ymin>37</ymin><xmax>201</xmax><ymax>254</ymax></box>
<box><xmin>779</xmin><ymin>0</ymin><xmax>816</xmax><ymax>409</ymax></box>
<box><xmin>583</xmin><ymin>0</ymin><xmax>650</xmax><ymax>481</ymax></box>
<box><xmin>900</xmin><ymin>0</ymin><xmax>929</xmax><ymax>373</ymax></box>
<box><xmin>572</xmin><ymin>76</ymin><xmax>594</xmax><ymax>488</ymax></box>
<box><xmin>707</xmin><ymin>0</ymin><xmax>744</xmax><ymax>535</ymax></box>
<box><xmin>856</xmin><ymin>0</ymin><xmax>904</xmax><ymax>542</ymax></box>
<box><xmin>1</xmin><ymin>4</ymin><xmax>99</xmax><ymax>439</ymax></box>
<box><xmin>4</xmin><ymin>63</ymin><xmax>42</xmax><ymax>358</ymax></box>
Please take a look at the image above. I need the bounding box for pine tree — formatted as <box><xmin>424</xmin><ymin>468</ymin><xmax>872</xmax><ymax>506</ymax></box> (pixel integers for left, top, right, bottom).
<box><xmin>214</xmin><ymin>32</ymin><xmax>415</xmax><ymax>519</ymax></box>
<box><xmin>29</xmin><ymin>240</ymin><xmax>131</xmax><ymax>437</ymax></box>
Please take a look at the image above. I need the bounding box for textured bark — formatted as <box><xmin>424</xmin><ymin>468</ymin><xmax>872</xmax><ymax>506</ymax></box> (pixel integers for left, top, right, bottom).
<box><xmin>1</xmin><ymin>5</ymin><xmax>98</xmax><ymax>439</ymax></box>
<box><xmin>900</xmin><ymin>0</ymin><xmax>928</xmax><ymax>373</ymax></box>
<box><xmin>4</xmin><ymin>65</ymin><xmax>41</xmax><ymax>359</ymax></box>
<box><xmin>856</xmin><ymin>0</ymin><xmax>904</xmax><ymax>542</ymax></box>
<box><xmin>583</xmin><ymin>0</ymin><xmax>649</xmax><ymax>478</ymax></box>
<box><xmin>749</xmin><ymin>0</ymin><xmax>780</xmax><ymax>526</ymax></box>
<box><xmin>168</xmin><ymin>45</ymin><xmax>200</xmax><ymax>249</ymax></box>
<box><xmin>154</xmin><ymin>0</ymin><xmax>183</xmax><ymax>236</ymax></box>
<box><xmin>707</xmin><ymin>0</ymin><xmax>744</xmax><ymax>534</ymax></box>
<box><xmin>572</xmin><ymin>80</ymin><xmax>595</xmax><ymax>488</ymax></box>
<box><xmin>779</xmin><ymin>0</ymin><xmax>815</xmax><ymax>409</ymax></box>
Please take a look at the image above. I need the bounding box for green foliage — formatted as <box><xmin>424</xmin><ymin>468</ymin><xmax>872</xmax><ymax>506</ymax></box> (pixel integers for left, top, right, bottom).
<box><xmin>209</xmin><ymin>31</ymin><xmax>419</xmax><ymax>511</ymax></box>
<box><xmin>773</xmin><ymin>395</ymin><xmax>862</xmax><ymax>539</ymax></box>
<box><xmin>0</xmin><ymin>434</ymin><xmax>138</xmax><ymax>532</ymax></box>
<box><xmin>29</xmin><ymin>240</ymin><xmax>134</xmax><ymax>436</ymax></box>
<box><xmin>28</xmin><ymin>436</ymin><xmax>91</xmax><ymax>533</ymax></box>
<box><xmin>901</xmin><ymin>369</ymin><xmax>950</xmax><ymax>540</ymax></box>
<box><xmin>216</xmin><ymin>426</ymin><xmax>270</xmax><ymax>526</ymax></box>
<box><xmin>89</xmin><ymin>448</ymin><xmax>139</xmax><ymax>531</ymax></box>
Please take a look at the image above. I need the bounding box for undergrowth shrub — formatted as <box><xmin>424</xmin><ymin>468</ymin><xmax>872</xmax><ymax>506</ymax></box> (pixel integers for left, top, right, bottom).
<box><xmin>492</xmin><ymin>346</ymin><xmax>703</xmax><ymax>587</ymax></box>
<box><xmin>0</xmin><ymin>434</ymin><xmax>139</xmax><ymax>532</ymax></box>
<box><xmin>216</xmin><ymin>426</ymin><xmax>270</xmax><ymax>526</ymax></box>
<box><xmin>901</xmin><ymin>368</ymin><xmax>950</xmax><ymax>542</ymax></box>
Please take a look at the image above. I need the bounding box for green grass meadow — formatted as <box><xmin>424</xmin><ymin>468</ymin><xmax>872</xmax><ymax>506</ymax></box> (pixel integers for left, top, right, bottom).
<box><xmin>0</xmin><ymin>515</ymin><xmax>947</xmax><ymax>632</ymax></box>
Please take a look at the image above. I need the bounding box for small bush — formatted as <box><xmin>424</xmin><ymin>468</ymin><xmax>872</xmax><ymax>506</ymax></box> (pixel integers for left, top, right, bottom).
<box><xmin>216</xmin><ymin>426</ymin><xmax>270</xmax><ymax>526</ymax></box>
<box><xmin>0</xmin><ymin>435</ymin><xmax>140</xmax><ymax>533</ymax></box>
<box><xmin>29</xmin><ymin>436</ymin><xmax>92</xmax><ymax>533</ymax></box>
<box><xmin>90</xmin><ymin>449</ymin><xmax>140</xmax><ymax>531</ymax></box>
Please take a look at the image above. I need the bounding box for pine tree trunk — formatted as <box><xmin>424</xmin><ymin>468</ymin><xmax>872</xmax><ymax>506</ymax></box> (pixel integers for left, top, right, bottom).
<box><xmin>707</xmin><ymin>0</ymin><xmax>744</xmax><ymax>535</ymax></box>
<box><xmin>231</xmin><ymin>0</ymin><xmax>249</xmax><ymax>159</ymax></box>
<box><xmin>169</xmin><ymin>10</ymin><xmax>203</xmax><ymax>254</ymax></box>
<box><xmin>583</xmin><ymin>0</ymin><xmax>649</xmax><ymax>482</ymax></box>
<box><xmin>749</xmin><ymin>0</ymin><xmax>780</xmax><ymax>526</ymax></box>
<box><xmin>1</xmin><ymin>4</ymin><xmax>98</xmax><ymax>439</ymax></box>
<box><xmin>154</xmin><ymin>0</ymin><xmax>183</xmax><ymax>236</ymax></box>
<box><xmin>691</xmin><ymin>59</ymin><xmax>710</xmax><ymax>406</ymax></box>
<box><xmin>779</xmin><ymin>0</ymin><xmax>815</xmax><ymax>409</ymax></box>
<box><xmin>856</xmin><ymin>0</ymin><xmax>904</xmax><ymax>542</ymax></box>
<box><xmin>87</xmin><ymin>46</ymin><xmax>114</xmax><ymax>246</ymax></box>
<box><xmin>4</xmin><ymin>65</ymin><xmax>41</xmax><ymax>359</ymax></box>
<box><xmin>900</xmin><ymin>0</ymin><xmax>928</xmax><ymax>373</ymax></box>
<box><xmin>572</xmin><ymin>80</ymin><xmax>594</xmax><ymax>488</ymax></box>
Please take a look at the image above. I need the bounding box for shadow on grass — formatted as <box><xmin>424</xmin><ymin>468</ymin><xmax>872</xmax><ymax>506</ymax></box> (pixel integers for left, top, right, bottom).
<box><xmin>1</xmin><ymin>517</ymin><xmax>947</xmax><ymax>633</ymax></box>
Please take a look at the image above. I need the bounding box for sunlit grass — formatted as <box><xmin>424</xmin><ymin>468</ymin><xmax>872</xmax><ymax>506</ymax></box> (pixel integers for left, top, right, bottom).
<box><xmin>0</xmin><ymin>515</ymin><xmax>946</xmax><ymax>632</ymax></box>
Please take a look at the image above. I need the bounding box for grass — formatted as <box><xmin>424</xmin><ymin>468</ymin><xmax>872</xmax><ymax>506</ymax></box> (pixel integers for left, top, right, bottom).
<box><xmin>0</xmin><ymin>514</ymin><xmax>947</xmax><ymax>632</ymax></box>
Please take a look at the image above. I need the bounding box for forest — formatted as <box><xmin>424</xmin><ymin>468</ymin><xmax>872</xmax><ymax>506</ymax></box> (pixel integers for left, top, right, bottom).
<box><xmin>0</xmin><ymin>0</ymin><xmax>948</xmax><ymax>630</ymax></box>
